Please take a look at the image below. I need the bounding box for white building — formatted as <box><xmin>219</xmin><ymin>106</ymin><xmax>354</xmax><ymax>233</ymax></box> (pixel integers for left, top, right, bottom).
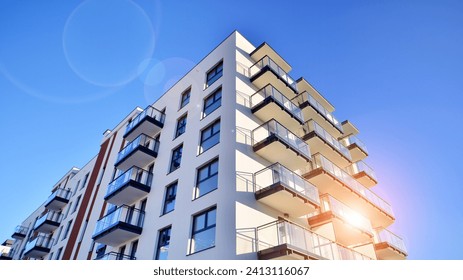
<box><xmin>6</xmin><ymin>31</ymin><xmax>407</xmax><ymax>261</ymax></box>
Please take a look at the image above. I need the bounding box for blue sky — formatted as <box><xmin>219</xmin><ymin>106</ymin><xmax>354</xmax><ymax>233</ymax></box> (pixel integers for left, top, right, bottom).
<box><xmin>1</xmin><ymin>0</ymin><xmax>462</xmax><ymax>260</ymax></box>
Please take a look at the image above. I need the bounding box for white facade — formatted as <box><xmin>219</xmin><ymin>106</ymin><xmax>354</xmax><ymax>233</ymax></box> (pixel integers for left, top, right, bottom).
<box><xmin>6</xmin><ymin>31</ymin><xmax>407</xmax><ymax>261</ymax></box>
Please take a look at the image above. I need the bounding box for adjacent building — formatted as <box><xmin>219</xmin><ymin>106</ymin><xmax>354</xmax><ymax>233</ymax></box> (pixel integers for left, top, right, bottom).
<box><xmin>5</xmin><ymin>31</ymin><xmax>407</xmax><ymax>260</ymax></box>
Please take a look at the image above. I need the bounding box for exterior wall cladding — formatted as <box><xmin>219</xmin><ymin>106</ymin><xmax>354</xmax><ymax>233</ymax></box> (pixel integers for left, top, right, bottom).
<box><xmin>6</xmin><ymin>31</ymin><xmax>407</xmax><ymax>261</ymax></box>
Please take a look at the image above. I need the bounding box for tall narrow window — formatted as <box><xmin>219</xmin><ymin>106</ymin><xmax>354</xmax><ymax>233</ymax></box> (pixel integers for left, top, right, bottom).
<box><xmin>200</xmin><ymin>119</ymin><xmax>220</xmax><ymax>153</ymax></box>
<box><xmin>72</xmin><ymin>195</ymin><xmax>81</xmax><ymax>214</ymax></box>
<box><xmin>129</xmin><ymin>240</ymin><xmax>138</xmax><ymax>260</ymax></box>
<box><xmin>195</xmin><ymin>159</ymin><xmax>219</xmax><ymax>198</ymax></box>
<box><xmin>206</xmin><ymin>61</ymin><xmax>223</xmax><ymax>87</ymax></box>
<box><xmin>62</xmin><ymin>220</ymin><xmax>73</xmax><ymax>240</ymax></box>
<box><xmin>81</xmin><ymin>173</ymin><xmax>89</xmax><ymax>189</ymax></box>
<box><xmin>55</xmin><ymin>247</ymin><xmax>63</xmax><ymax>260</ymax></box>
<box><xmin>155</xmin><ymin>226</ymin><xmax>171</xmax><ymax>260</ymax></box>
<box><xmin>180</xmin><ymin>88</ymin><xmax>191</xmax><ymax>109</ymax></box>
<box><xmin>175</xmin><ymin>114</ymin><xmax>187</xmax><ymax>138</ymax></box>
<box><xmin>203</xmin><ymin>88</ymin><xmax>222</xmax><ymax>117</ymax></box>
<box><xmin>118</xmin><ymin>245</ymin><xmax>126</xmax><ymax>260</ymax></box>
<box><xmin>72</xmin><ymin>180</ymin><xmax>80</xmax><ymax>197</ymax></box>
<box><xmin>162</xmin><ymin>182</ymin><xmax>177</xmax><ymax>215</ymax></box>
<box><xmin>190</xmin><ymin>207</ymin><xmax>216</xmax><ymax>254</ymax></box>
<box><xmin>169</xmin><ymin>145</ymin><xmax>183</xmax><ymax>172</ymax></box>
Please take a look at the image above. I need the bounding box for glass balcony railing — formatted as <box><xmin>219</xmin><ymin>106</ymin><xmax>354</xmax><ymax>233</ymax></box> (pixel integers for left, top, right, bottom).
<box><xmin>106</xmin><ymin>166</ymin><xmax>152</xmax><ymax>198</ymax></box>
<box><xmin>93</xmin><ymin>205</ymin><xmax>145</xmax><ymax>238</ymax></box>
<box><xmin>34</xmin><ymin>211</ymin><xmax>63</xmax><ymax>229</ymax></box>
<box><xmin>254</xmin><ymin>163</ymin><xmax>320</xmax><ymax>205</ymax></box>
<box><xmin>13</xmin><ymin>225</ymin><xmax>28</xmax><ymax>236</ymax></box>
<box><xmin>125</xmin><ymin>105</ymin><xmax>165</xmax><ymax>135</ymax></box>
<box><xmin>346</xmin><ymin>161</ymin><xmax>377</xmax><ymax>181</ymax></box>
<box><xmin>25</xmin><ymin>234</ymin><xmax>54</xmax><ymax>253</ymax></box>
<box><xmin>340</xmin><ymin>135</ymin><xmax>368</xmax><ymax>154</ymax></box>
<box><xmin>257</xmin><ymin>220</ymin><xmax>371</xmax><ymax>260</ymax></box>
<box><xmin>116</xmin><ymin>134</ymin><xmax>159</xmax><ymax>164</ymax></box>
<box><xmin>311</xmin><ymin>154</ymin><xmax>393</xmax><ymax>216</ymax></box>
<box><xmin>249</xmin><ymin>55</ymin><xmax>298</xmax><ymax>92</ymax></box>
<box><xmin>250</xmin><ymin>84</ymin><xmax>304</xmax><ymax>123</ymax></box>
<box><xmin>299</xmin><ymin>120</ymin><xmax>351</xmax><ymax>160</ymax></box>
<box><xmin>252</xmin><ymin>119</ymin><xmax>311</xmax><ymax>160</ymax></box>
<box><xmin>95</xmin><ymin>252</ymin><xmax>136</xmax><ymax>260</ymax></box>
<box><xmin>320</xmin><ymin>195</ymin><xmax>373</xmax><ymax>235</ymax></box>
<box><xmin>45</xmin><ymin>188</ymin><xmax>71</xmax><ymax>205</ymax></box>
<box><xmin>375</xmin><ymin>228</ymin><xmax>407</xmax><ymax>254</ymax></box>
<box><xmin>292</xmin><ymin>91</ymin><xmax>343</xmax><ymax>133</ymax></box>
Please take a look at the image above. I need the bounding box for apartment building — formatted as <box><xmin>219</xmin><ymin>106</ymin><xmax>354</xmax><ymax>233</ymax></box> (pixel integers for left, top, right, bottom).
<box><xmin>5</xmin><ymin>31</ymin><xmax>407</xmax><ymax>260</ymax></box>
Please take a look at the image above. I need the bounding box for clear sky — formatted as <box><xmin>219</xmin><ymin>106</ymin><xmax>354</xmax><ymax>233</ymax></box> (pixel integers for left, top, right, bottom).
<box><xmin>1</xmin><ymin>0</ymin><xmax>462</xmax><ymax>260</ymax></box>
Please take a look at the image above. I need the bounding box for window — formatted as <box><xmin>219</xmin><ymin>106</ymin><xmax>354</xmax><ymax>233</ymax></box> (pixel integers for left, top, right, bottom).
<box><xmin>169</xmin><ymin>145</ymin><xmax>183</xmax><ymax>172</ymax></box>
<box><xmin>206</xmin><ymin>61</ymin><xmax>223</xmax><ymax>87</ymax></box>
<box><xmin>129</xmin><ymin>240</ymin><xmax>138</xmax><ymax>260</ymax></box>
<box><xmin>155</xmin><ymin>226</ymin><xmax>171</xmax><ymax>260</ymax></box>
<box><xmin>195</xmin><ymin>159</ymin><xmax>219</xmax><ymax>198</ymax></box>
<box><xmin>203</xmin><ymin>88</ymin><xmax>221</xmax><ymax>117</ymax></box>
<box><xmin>63</xmin><ymin>202</ymin><xmax>72</xmax><ymax>219</ymax></box>
<box><xmin>72</xmin><ymin>195</ymin><xmax>81</xmax><ymax>214</ymax></box>
<box><xmin>180</xmin><ymin>88</ymin><xmax>190</xmax><ymax>109</ymax></box>
<box><xmin>118</xmin><ymin>245</ymin><xmax>126</xmax><ymax>260</ymax></box>
<box><xmin>162</xmin><ymin>182</ymin><xmax>177</xmax><ymax>214</ymax></box>
<box><xmin>190</xmin><ymin>207</ymin><xmax>216</xmax><ymax>254</ymax></box>
<box><xmin>175</xmin><ymin>114</ymin><xmax>187</xmax><ymax>138</ymax></box>
<box><xmin>81</xmin><ymin>173</ymin><xmax>89</xmax><ymax>189</ymax></box>
<box><xmin>72</xmin><ymin>180</ymin><xmax>80</xmax><ymax>197</ymax></box>
<box><xmin>54</xmin><ymin>226</ymin><xmax>63</xmax><ymax>245</ymax></box>
<box><xmin>200</xmin><ymin>119</ymin><xmax>220</xmax><ymax>153</ymax></box>
<box><xmin>48</xmin><ymin>252</ymin><xmax>54</xmax><ymax>260</ymax></box>
<box><xmin>95</xmin><ymin>244</ymin><xmax>106</xmax><ymax>260</ymax></box>
<box><xmin>97</xmin><ymin>167</ymin><xmax>105</xmax><ymax>185</ymax></box>
<box><xmin>55</xmin><ymin>247</ymin><xmax>63</xmax><ymax>260</ymax></box>
<box><xmin>62</xmin><ymin>220</ymin><xmax>73</xmax><ymax>240</ymax></box>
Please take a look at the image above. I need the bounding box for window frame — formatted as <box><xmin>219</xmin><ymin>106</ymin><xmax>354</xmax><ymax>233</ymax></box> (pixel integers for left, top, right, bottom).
<box><xmin>179</xmin><ymin>88</ymin><xmax>191</xmax><ymax>109</ymax></box>
<box><xmin>199</xmin><ymin>118</ymin><xmax>220</xmax><ymax>154</ymax></box>
<box><xmin>162</xmin><ymin>182</ymin><xmax>177</xmax><ymax>215</ymax></box>
<box><xmin>203</xmin><ymin>87</ymin><xmax>222</xmax><ymax>118</ymax></box>
<box><xmin>194</xmin><ymin>158</ymin><xmax>219</xmax><ymax>199</ymax></box>
<box><xmin>155</xmin><ymin>226</ymin><xmax>172</xmax><ymax>260</ymax></box>
<box><xmin>190</xmin><ymin>206</ymin><xmax>217</xmax><ymax>254</ymax></box>
<box><xmin>174</xmin><ymin>114</ymin><xmax>188</xmax><ymax>139</ymax></box>
<box><xmin>169</xmin><ymin>144</ymin><xmax>183</xmax><ymax>173</ymax></box>
<box><xmin>206</xmin><ymin>61</ymin><xmax>223</xmax><ymax>88</ymax></box>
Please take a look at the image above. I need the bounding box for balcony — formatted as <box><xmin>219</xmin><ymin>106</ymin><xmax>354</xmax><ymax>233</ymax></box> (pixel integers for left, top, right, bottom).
<box><xmin>250</xmin><ymin>84</ymin><xmax>304</xmax><ymax>132</ymax></box>
<box><xmin>124</xmin><ymin>105</ymin><xmax>165</xmax><ymax>142</ymax></box>
<box><xmin>95</xmin><ymin>251</ymin><xmax>136</xmax><ymax>260</ymax></box>
<box><xmin>346</xmin><ymin>161</ymin><xmax>378</xmax><ymax>187</ymax></box>
<box><xmin>23</xmin><ymin>234</ymin><xmax>53</xmax><ymax>259</ymax></box>
<box><xmin>104</xmin><ymin>166</ymin><xmax>152</xmax><ymax>206</ymax></box>
<box><xmin>11</xmin><ymin>225</ymin><xmax>28</xmax><ymax>240</ymax></box>
<box><xmin>304</xmin><ymin>154</ymin><xmax>394</xmax><ymax>228</ymax></box>
<box><xmin>92</xmin><ymin>205</ymin><xmax>145</xmax><ymax>247</ymax></box>
<box><xmin>252</xmin><ymin>119</ymin><xmax>311</xmax><ymax>171</ymax></box>
<box><xmin>254</xmin><ymin>163</ymin><xmax>319</xmax><ymax>217</ymax></box>
<box><xmin>0</xmin><ymin>248</ymin><xmax>13</xmax><ymax>260</ymax></box>
<box><xmin>292</xmin><ymin>91</ymin><xmax>344</xmax><ymax>138</ymax></box>
<box><xmin>374</xmin><ymin>228</ymin><xmax>407</xmax><ymax>260</ymax></box>
<box><xmin>256</xmin><ymin>220</ymin><xmax>371</xmax><ymax>260</ymax></box>
<box><xmin>33</xmin><ymin>211</ymin><xmax>63</xmax><ymax>233</ymax></box>
<box><xmin>44</xmin><ymin>187</ymin><xmax>71</xmax><ymax>211</ymax></box>
<box><xmin>308</xmin><ymin>195</ymin><xmax>374</xmax><ymax>246</ymax></box>
<box><xmin>115</xmin><ymin>134</ymin><xmax>159</xmax><ymax>172</ymax></box>
<box><xmin>249</xmin><ymin>56</ymin><xmax>298</xmax><ymax>98</ymax></box>
<box><xmin>340</xmin><ymin>135</ymin><xmax>368</xmax><ymax>162</ymax></box>
<box><xmin>298</xmin><ymin>119</ymin><xmax>352</xmax><ymax>168</ymax></box>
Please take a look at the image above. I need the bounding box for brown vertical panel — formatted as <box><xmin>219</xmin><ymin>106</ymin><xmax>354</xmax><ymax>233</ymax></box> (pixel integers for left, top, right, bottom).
<box><xmin>61</xmin><ymin>137</ymin><xmax>111</xmax><ymax>260</ymax></box>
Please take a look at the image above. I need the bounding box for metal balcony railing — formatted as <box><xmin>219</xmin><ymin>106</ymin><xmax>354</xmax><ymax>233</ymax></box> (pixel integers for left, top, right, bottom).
<box><xmin>249</xmin><ymin>55</ymin><xmax>298</xmax><ymax>92</ymax></box>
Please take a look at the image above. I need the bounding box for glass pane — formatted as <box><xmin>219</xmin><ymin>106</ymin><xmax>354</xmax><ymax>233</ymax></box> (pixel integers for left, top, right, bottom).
<box><xmin>198</xmin><ymin>174</ymin><xmax>218</xmax><ymax>196</ymax></box>
<box><xmin>192</xmin><ymin>227</ymin><xmax>216</xmax><ymax>252</ymax></box>
<box><xmin>207</xmin><ymin>208</ymin><xmax>216</xmax><ymax>227</ymax></box>
<box><xmin>193</xmin><ymin>213</ymin><xmax>206</xmax><ymax>231</ymax></box>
